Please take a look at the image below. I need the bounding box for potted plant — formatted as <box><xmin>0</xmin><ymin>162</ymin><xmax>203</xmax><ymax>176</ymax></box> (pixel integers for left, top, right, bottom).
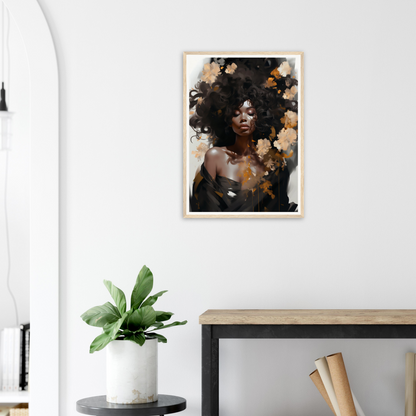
<box><xmin>81</xmin><ymin>265</ymin><xmax>187</xmax><ymax>404</ymax></box>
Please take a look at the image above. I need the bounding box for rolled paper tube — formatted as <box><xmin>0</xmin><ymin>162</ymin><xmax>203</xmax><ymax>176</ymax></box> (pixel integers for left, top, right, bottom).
<box><xmin>309</xmin><ymin>369</ymin><xmax>336</xmax><ymax>416</ymax></box>
<box><xmin>351</xmin><ymin>391</ymin><xmax>365</xmax><ymax>416</ymax></box>
<box><xmin>327</xmin><ymin>352</ymin><xmax>357</xmax><ymax>416</ymax></box>
<box><xmin>315</xmin><ymin>357</ymin><xmax>341</xmax><ymax>416</ymax></box>
<box><xmin>405</xmin><ymin>352</ymin><xmax>415</xmax><ymax>416</ymax></box>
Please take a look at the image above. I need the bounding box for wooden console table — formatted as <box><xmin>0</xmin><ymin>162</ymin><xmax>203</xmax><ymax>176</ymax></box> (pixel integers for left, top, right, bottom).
<box><xmin>199</xmin><ymin>309</ymin><xmax>416</xmax><ymax>416</ymax></box>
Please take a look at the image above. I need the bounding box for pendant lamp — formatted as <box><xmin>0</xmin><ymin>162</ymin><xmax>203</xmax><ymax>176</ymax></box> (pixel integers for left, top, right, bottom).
<box><xmin>0</xmin><ymin>81</ymin><xmax>13</xmax><ymax>150</ymax></box>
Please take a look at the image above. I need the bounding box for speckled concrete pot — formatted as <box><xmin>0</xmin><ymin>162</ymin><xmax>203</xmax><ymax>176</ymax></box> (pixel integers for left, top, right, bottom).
<box><xmin>106</xmin><ymin>338</ymin><xmax>158</xmax><ymax>404</ymax></box>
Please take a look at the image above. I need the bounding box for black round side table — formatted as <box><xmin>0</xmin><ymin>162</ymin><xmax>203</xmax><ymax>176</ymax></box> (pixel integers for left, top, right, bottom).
<box><xmin>76</xmin><ymin>395</ymin><xmax>186</xmax><ymax>416</ymax></box>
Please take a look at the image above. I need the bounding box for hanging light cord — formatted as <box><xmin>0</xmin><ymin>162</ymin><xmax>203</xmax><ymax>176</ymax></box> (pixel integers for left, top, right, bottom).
<box><xmin>4</xmin><ymin>152</ymin><xmax>18</xmax><ymax>327</ymax></box>
<box><xmin>2</xmin><ymin>2</ymin><xmax>18</xmax><ymax>327</ymax></box>
<box><xmin>1</xmin><ymin>3</ymin><xmax>3</xmax><ymax>88</ymax></box>
<box><xmin>5</xmin><ymin>2</ymin><xmax>9</xmax><ymax>106</ymax></box>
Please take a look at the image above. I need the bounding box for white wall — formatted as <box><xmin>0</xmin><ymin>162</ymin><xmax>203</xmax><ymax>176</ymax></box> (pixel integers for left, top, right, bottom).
<box><xmin>36</xmin><ymin>0</ymin><xmax>416</xmax><ymax>415</ymax></box>
<box><xmin>0</xmin><ymin>6</ymin><xmax>30</xmax><ymax>330</ymax></box>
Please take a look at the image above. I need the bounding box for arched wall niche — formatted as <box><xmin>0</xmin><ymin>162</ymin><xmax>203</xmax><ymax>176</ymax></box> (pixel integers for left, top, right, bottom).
<box><xmin>2</xmin><ymin>0</ymin><xmax>59</xmax><ymax>415</ymax></box>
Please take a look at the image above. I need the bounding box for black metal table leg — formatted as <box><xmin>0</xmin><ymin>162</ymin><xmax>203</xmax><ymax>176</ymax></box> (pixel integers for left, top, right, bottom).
<box><xmin>202</xmin><ymin>325</ymin><xmax>219</xmax><ymax>416</ymax></box>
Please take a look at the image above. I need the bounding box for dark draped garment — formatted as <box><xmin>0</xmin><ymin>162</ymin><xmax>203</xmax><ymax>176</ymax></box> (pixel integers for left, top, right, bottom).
<box><xmin>190</xmin><ymin>163</ymin><xmax>297</xmax><ymax>213</ymax></box>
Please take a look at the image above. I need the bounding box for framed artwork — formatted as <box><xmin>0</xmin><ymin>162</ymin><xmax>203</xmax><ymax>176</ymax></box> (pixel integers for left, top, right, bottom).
<box><xmin>183</xmin><ymin>52</ymin><xmax>304</xmax><ymax>218</ymax></box>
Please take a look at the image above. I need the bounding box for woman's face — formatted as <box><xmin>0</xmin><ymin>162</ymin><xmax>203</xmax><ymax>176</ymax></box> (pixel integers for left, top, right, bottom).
<box><xmin>231</xmin><ymin>100</ymin><xmax>257</xmax><ymax>136</ymax></box>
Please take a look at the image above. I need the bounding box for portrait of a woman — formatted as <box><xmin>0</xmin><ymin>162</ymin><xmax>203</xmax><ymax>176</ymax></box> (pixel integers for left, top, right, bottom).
<box><xmin>185</xmin><ymin>54</ymin><xmax>303</xmax><ymax>216</ymax></box>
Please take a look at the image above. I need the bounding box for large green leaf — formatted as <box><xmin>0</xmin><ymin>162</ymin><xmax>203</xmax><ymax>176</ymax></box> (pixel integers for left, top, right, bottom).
<box><xmin>126</xmin><ymin>310</ymin><xmax>142</xmax><ymax>331</ymax></box>
<box><xmin>105</xmin><ymin>312</ymin><xmax>129</xmax><ymax>339</ymax></box>
<box><xmin>146</xmin><ymin>332</ymin><xmax>167</xmax><ymax>343</ymax></box>
<box><xmin>141</xmin><ymin>290</ymin><xmax>168</xmax><ymax>308</ymax></box>
<box><xmin>126</xmin><ymin>306</ymin><xmax>156</xmax><ymax>331</ymax></box>
<box><xmin>103</xmin><ymin>280</ymin><xmax>127</xmax><ymax>314</ymax></box>
<box><xmin>89</xmin><ymin>332</ymin><xmax>113</xmax><ymax>353</ymax></box>
<box><xmin>131</xmin><ymin>266</ymin><xmax>153</xmax><ymax>309</ymax></box>
<box><xmin>154</xmin><ymin>320</ymin><xmax>187</xmax><ymax>331</ymax></box>
<box><xmin>137</xmin><ymin>306</ymin><xmax>157</xmax><ymax>328</ymax></box>
<box><xmin>155</xmin><ymin>311</ymin><xmax>173</xmax><ymax>322</ymax></box>
<box><xmin>81</xmin><ymin>302</ymin><xmax>121</xmax><ymax>327</ymax></box>
<box><xmin>120</xmin><ymin>309</ymin><xmax>133</xmax><ymax>330</ymax></box>
<box><xmin>124</xmin><ymin>332</ymin><xmax>146</xmax><ymax>346</ymax></box>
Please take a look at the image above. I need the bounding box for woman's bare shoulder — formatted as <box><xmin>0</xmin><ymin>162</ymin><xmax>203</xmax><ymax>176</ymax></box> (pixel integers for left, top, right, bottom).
<box><xmin>203</xmin><ymin>147</ymin><xmax>228</xmax><ymax>179</ymax></box>
<box><xmin>204</xmin><ymin>146</ymin><xmax>227</xmax><ymax>160</ymax></box>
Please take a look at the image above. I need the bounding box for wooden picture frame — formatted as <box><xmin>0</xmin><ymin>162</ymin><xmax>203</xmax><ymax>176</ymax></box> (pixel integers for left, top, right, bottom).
<box><xmin>183</xmin><ymin>52</ymin><xmax>304</xmax><ymax>218</ymax></box>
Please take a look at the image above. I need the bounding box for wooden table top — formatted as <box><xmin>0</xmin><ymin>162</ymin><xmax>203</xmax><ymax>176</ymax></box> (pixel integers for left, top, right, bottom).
<box><xmin>199</xmin><ymin>309</ymin><xmax>416</xmax><ymax>325</ymax></box>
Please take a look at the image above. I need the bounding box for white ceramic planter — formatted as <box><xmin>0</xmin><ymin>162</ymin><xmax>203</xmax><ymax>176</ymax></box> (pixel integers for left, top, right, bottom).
<box><xmin>106</xmin><ymin>338</ymin><xmax>158</xmax><ymax>404</ymax></box>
